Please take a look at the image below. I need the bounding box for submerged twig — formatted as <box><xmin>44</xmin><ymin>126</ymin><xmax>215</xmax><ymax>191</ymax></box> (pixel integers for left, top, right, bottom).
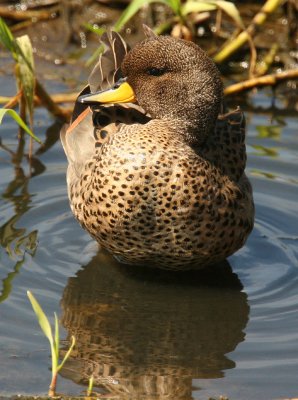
<box><xmin>224</xmin><ymin>69</ymin><xmax>298</xmax><ymax>96</ymax></box>
<box><xmin>214</xmin><ymin>0</ymin><xmax>284</xmax><ymax>63</ymax></box>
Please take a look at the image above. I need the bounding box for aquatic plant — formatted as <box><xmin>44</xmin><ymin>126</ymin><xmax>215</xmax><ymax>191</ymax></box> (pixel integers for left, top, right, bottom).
<box><xmin>27</xmin><ymin>290</ymin><xmax>76</xmax><ymax>397</ymax></box>
<box><xmin>0</xmin><ymin>17</ymin><xmax>68</xmax><ymax>138</ymax></box>
<box><xmin>113</xmin><ymin>0</ymin><xmax>243</xmax><ymax>37</ymax></box>
<box><xmin>0</xmin><ymin>108</ymin><xmax>40</xmax><ymax>142</ymax></box>
<box><xmin>87</xmin><ymin>374</ymin><xmax>94</xmax><ymax>396</ymax></box>
<box><xmin>0</xmin><ymin>18</ymin><xmax>38</xmax><ymax>142</ymax></box>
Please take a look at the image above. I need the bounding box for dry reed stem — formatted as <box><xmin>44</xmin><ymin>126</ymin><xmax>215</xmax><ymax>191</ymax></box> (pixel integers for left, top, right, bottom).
<box><xmin>224</xmin><ymin>68</ymin><xmax>298</xmax><ymax>95</ymax></box>
<box><xmin>214</xmin><ymin>0</ymin><xmax>284</xmax><ymax>63</ymax></box>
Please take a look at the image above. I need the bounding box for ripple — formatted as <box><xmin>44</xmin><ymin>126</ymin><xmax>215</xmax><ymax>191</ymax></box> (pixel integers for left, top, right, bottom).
<box><xmin>0</xmin><ymin>99</ymin><xmax>298</xmax><ymax>399</ymax></box>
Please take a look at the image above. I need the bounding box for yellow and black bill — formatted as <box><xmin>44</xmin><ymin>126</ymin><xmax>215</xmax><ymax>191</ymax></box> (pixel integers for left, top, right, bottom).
<box><xmin>78</xmin><ymin>78</ymin><xmax>136</xmax><ymax>105</ymax></box>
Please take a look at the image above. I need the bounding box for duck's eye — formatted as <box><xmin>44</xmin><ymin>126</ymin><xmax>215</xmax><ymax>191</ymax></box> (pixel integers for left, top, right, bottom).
<box><xmin>147</xmin><ymin>67</ymin><xmax>166</xmax><ymax>76</ymax></box>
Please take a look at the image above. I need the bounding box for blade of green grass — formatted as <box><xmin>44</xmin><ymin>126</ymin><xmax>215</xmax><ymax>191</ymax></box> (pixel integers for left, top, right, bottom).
<box><xmin>0</xmin><ymin>109</ymin><xmax>41</xmax><ymax>143</ymax></box>
<box><xmin>27</xmin><ymin>291</ymin><xmax>54</xmax><ymax>344</ymax></box>
<box><xmin>57</xmin><ymin>335</ymin><xmax>76</xmax><ymax>372</ymax></box>
<box><xmin>216</xmin><ymin>0</ymin><xmax>244</xmax><ymax>28</ymax></box>
<box><xmin>54</xmin><ymin>312</ymin><xmax>59</xmax><ymax>362</ymax></box>
<box><xmin>114</xmin><ymin>0</ymin><xmax>180</xmax><ymax>32</ymax></box>
<box><xmin>0</xmin><ymin>17</ymin><xmax>18</xmax><ymax>60</ymax></box>
<box><xmin>87</xmin><ymin>375</ymin><xmax>94</xmax><ymax>396</ymax></box>
<box><xmin>16</xmin><ymin>35</ymin><xmax>35</xmax><ymax>125</ymax></box>
<box><xmin>114</xmin><ymin>0</ymin><xmax>150</xmax><ymax>31</ymax></box>
<box><xmin>84</xmin><ymin>23</ymin><xmax>106</xmax><ymax>36</ymax></box>
<box><xmin>182</xmin><ymin>1</ymin><xmax>217</xmax><ymax>15</ymax></box>
<box><xmin>167</xmin><ymin>0</ymin><xmax>182</xmax><ymax>16</ymax></box>
<box><xmin>182</xmin><ymin>0</ymin><xmax>244</xmax><ymax>29</ymax></box>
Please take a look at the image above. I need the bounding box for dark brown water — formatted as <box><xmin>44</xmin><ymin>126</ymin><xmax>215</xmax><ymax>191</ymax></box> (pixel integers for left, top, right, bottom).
<box><xmin>0</xmin><ymin>46</ymin><xmax>298</xmax><ymax>400</ymax></box>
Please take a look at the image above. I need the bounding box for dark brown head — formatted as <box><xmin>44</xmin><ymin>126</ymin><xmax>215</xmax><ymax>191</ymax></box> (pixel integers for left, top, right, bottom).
<box><xmin>79</xmin><ymin>31</ymin><xmax>223</xmax><ymax>145</ymax></box>
<box><xmin>121</xmin><ymin>35</ymin><xmax>223</xmax><ymax>144</ymax></box>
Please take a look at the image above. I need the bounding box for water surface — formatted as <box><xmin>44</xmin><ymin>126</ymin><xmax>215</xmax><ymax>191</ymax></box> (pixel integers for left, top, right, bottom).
<box><xmin>0</xmin><ymin>85</ymin><xmax>297</xmax><ymax>399</ymax></box>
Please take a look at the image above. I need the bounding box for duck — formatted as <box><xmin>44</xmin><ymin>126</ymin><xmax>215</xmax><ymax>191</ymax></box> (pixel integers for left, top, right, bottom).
<box><xmin>60</xmin><ymin>25</ymin><xmax>254</xmax><ymax>270</ymax></box>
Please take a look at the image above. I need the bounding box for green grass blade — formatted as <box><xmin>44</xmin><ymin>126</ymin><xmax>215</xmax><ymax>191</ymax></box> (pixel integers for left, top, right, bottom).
<box><xmin>85</xmin><ymin>44</ymin><xmax>104</xmax><ymax>67</ymax></box>
<box><xmin>182</xmin><ymin>1</ymin><xmax>217</xmax><ymax>15</ymax></box>
<box><xmin>166</xmin><ymin>0</ymin><xmax>182</xmax><ymax>15</ymax></box>
<box><xmin>114</xmin><ymin>0</ymin><xmax>151</xmax><ymax>31</ymax></box>
<box><xmin>0</xmin><ymin>18</ymin><xmax>18</xmax><ymax>60</ymax></box>
<box><xmin>84</xmin><ymin>23</ymin><xmax>106</xmax><ymax>36</ymax></box>
<box><xmin>0</xmin><ymin>108</ymin><xmax>41</xmax><ymax>143</ymax></box>
<box><xmin>217</xmin><ymin>0</ymin><xmax>244</xmax><ymax>28</ymax></box>
<box><xmin>27</xmin><ymin>291</ymin><xmax>54</xmax><ymax>345</ymax></box>
<box><xmin>114</xmin><ymin>0</ymin><xmax>184</xmax><ymax>32</ymax></box>
<box><xmin>57</xmin><ymin>335</ymin><xmax>76</xmax><ymax>372</ymax></box>
<box><xmin>54</xmin><ymin>312</ymin><xmax>59</xmax><ymax>362</ymax></box>
<box><xmin>15</xmin><ymin>35</ymin><xmax>35</xmax><ymax>124</ymax></box>
<box><xmin>87</xmin><ymin>375</ymin><xmax>94</xmax><ymax>396</ymax></box>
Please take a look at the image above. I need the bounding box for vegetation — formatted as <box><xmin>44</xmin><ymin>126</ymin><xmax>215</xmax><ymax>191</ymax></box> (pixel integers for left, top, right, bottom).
<box><xmin>0</xmin><ymin>1</ymin><xmax>297</xmax><ymax>396</ymax></box>
<box><xmin>0</xmin><ymin>0</ymin><xmax>297</xmax><ymax>145</ymax></box>
<box><xmin>27</xmin><ymin>291</ymin><xmax>76</xmax><ymax>397</ymax></box>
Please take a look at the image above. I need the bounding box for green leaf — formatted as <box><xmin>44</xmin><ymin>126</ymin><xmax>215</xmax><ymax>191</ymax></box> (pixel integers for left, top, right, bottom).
<box><xmin>84</xmin><ymin>23</ymin><xmax>106</xmax><ymax>36</ymax></box>
<box><xmin>182</xmin><ymin>0</ymin><xmax>244</xmax><ymax>28</ymax></box>
<box><xmin>0</xmin><ymin>108</ymin><xmax>41</xmax><ymax>143</ymax></box>
<box><xmin>182</xmin><ymin>0</ymin><xmax>217</xmax><ymax>15</ymax></box>
<box><xmin>87</xmin><ymin>375</ymin><xmax>94</xmax><ymax>396</ymax></box>
<box><xmin>114</xmin><ymin>0</ymin><xmax>150</xmax><ymax>31</ymax></box>
<box><xmin>27</xmin><ymin>291</ymin><xmax>54</xmax><ymax>345</ymax></box>
<box><xmin>166</xmin><ymin>0</ymin><xmax>182</xmax><ymax>15</ymax></box>
<box><xmin>57</xmin><ymin>335</ymin><xmax>76</xmax><ymax>372</ymax></box>
<box><xmin>114</xmin><ymin>0</ymin><xmax>184</xmax><ymax>31</ymax></box>
<box><xmin>15</xmin><ymin>35</ymin><xmax>35</xmax><ymax>124</ymax></box>
<box><xmin>54</xmin><ymin>312</ymin><xmax>59</xmax><ymax>362</ymax></box>
<box><xmin>216</xmin><ymin>0</ymin><xmax>244</xmax><ymax>28</ymax></box>
<box><xmin>85</xmin><ymin>44</ymin><xmax>104</xmax><ymax>68</ymax></box>
<box><xmin>0</xmin><ymin>18</ymin><xmax>18</xmax><ymax>60</ymax></box>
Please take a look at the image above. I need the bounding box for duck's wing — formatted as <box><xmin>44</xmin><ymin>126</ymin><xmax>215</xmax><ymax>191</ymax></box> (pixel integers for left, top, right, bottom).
<box><xmin>61</xmin><ymin>31</ymin><xmax>148</xmax><ymax>177</ymax></box>
<box><xmin>88</xmin><ymin>30</ymin><xmax>128</xmax><ymax>93</ymax></box>
<box><xmin>203</xmin><ymin>108</ymin><xmax>247</xmax><ymax>182</ymax></box>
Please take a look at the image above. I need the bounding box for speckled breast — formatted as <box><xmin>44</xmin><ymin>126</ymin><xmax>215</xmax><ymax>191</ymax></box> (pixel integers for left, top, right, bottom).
<box><xmin>68</xmin><ymin>125</ymin><xmax>253</xmax><ymax>270</ymax></box>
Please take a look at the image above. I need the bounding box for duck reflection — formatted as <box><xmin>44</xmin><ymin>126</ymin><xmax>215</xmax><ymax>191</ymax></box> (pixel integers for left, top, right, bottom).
<box><xmin>61</xmin><ymin>251</ymin><xmax>249</xmax><ymax>399</ymax></box>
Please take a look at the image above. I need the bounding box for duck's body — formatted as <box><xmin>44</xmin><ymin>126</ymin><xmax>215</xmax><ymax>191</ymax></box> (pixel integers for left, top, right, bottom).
<box><xmin>61</xmin><ymin>28</ymin><xmax>254</xmax><ymax>270</ymax></box>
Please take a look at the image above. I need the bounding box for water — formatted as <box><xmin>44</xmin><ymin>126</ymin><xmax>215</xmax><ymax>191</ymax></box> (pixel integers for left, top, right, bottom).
<box><xmin>0</xmin><ymin>87</ymin><xmax>297</xmax><ymax>399</ymax></box>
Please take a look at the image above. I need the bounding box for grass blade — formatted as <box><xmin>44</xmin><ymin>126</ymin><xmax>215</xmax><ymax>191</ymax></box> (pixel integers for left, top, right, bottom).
<box><xmin>0</xmin><ymin>108</ymin><xmax>41</xmax><ymax>143</ymax></box>
<box><xmin>87</xmin><ymin>375</ymin><xmax>94</xmax><ymax>396</ymax></box>
<box><xmin>182</xmin><ymin>1</ymin><xmax>217</xmax><ymax>16</ymax></box>
<box><xmin>0</xmin><ymin>17</ymin><xmax>18</xmax><ymax>60</ymax></box>
<box><xmin>114</xmin><ymin>0</ymin><xmax>183</xmax><ymax>31</ymax></box>
<box><xmin>57</xmin><ymin>335</ymin><xmax>76</xmax><ymax>372</ymax></box>
<box><xmin>27</xmin><ymin>291</ymin><xmax>54</xmax><ymax>344</ymax></box>
<box><xmin>217</xmin><ymin>0</ymin><xmax>244</xmax><ymax>28</ymax></box>
<box><xmin>114</xmin><ymin>0</ymin><xmax>150</xmax><ymax>31</ymax></box>
<box><xmin>166</xmin><ymin>0</ymin><xmax>182</xmax><ymax>15</ymax></box>
<box><xmin>15</xmin><ymin>35</ymin><xmax>35</xmax><ymax>125</ymax></box>
<box><xmin>54</xmin><ymin>312</ymin><xmax>59</xmax><ymax>362</ymax></box>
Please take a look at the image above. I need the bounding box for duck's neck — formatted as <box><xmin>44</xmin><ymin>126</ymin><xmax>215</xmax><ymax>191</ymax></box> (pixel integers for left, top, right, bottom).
<box><xmin>168</xmin><ymin>110</ymin><xmax>219</xmax><ymax>148</ymax></box>
<box><xmin>170</xmin><ymin>93</ymin><xmax>223</xmax><ymax>147</ymax></box>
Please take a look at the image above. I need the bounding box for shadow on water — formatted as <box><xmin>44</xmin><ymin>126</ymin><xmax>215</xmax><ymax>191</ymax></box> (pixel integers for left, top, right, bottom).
<box><xmin>61</xmin><ymin>251</ymin><xmax>249</xmax><ymax>398</ymax></box>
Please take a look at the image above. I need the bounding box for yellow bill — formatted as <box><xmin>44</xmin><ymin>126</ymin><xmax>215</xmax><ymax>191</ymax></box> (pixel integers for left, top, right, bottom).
<box><xmin>78</xmin><ymin>80</ymin><xmax>136</xmax><ymax>104</ymax></box>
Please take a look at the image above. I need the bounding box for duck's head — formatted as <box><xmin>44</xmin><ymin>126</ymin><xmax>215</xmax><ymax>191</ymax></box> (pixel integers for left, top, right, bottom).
<box><xmin>80</xmin><ymin>30</ymin><xmax>223</xmax><ymax>145</ymax></box>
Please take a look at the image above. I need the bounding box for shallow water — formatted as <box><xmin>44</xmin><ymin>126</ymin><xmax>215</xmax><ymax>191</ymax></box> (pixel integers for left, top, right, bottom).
<box><xmin>0</xmin><ymin>84</ymin><xmax>297</xmax><ymax>399</ymax></box>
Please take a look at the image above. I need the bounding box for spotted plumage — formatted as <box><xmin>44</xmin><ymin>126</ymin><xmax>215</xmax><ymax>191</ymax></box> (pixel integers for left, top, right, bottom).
<box><xmin>61</xmin><ymin>27</ymin><xmax>254</xmax><ymax>270</ymax></box>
